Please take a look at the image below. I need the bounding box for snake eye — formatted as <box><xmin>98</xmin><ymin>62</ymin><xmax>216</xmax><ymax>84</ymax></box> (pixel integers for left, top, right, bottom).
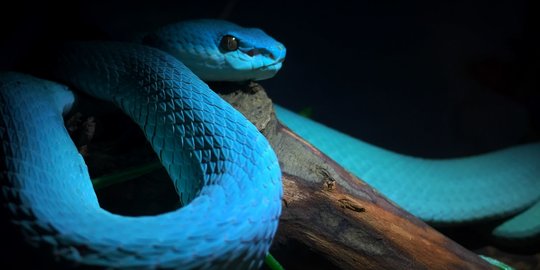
<box><xmin>219</xmin><ymin>35</ymin><xmax>239</xmax><ymax>52</ymax></box>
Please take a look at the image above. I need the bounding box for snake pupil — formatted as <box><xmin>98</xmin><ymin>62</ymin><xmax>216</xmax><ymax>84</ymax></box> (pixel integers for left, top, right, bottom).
<box><xmin>220</xmin><ymin>35</ymin><xmax>239</xmax><ymax>52</ymax></box>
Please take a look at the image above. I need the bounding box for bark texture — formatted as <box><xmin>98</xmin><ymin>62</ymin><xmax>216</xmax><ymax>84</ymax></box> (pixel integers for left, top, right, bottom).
<box><xmin>217</xmin><ymin>82</ymin><xmax>495</xmax><ymax>270</ymax></box>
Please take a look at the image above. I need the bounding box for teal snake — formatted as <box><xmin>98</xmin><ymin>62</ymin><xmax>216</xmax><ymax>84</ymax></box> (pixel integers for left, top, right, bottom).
<box><xmin>273</xmin><ymin>106</ymin><xmax>540</xmax><ymax>240</ymax></box>
<box><xmin>0</xmin><ymin>19</ymin><xmax>538</xmax><ymax>269</ymax></box>
<box><xmin>0</xmin><ymin>20</ymin><xmax>283</xmax><ymax>269</ymax></box>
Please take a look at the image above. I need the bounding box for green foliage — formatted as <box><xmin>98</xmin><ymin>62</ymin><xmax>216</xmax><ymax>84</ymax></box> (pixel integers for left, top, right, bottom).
<box><xmin>91</xmin><ymin>161</ymin><xmax>163</xmax><ymax>189</ymax></box>
<box><xmin>479</xmin><ymin>255</ymin><xmax>514</xmax><ymax>270</ymax></box>
<box><xmin>265</xmin><ymin>253</ymin><xmax>285</xmax><ymax>270</ymax></box>
<box><xmin>298</xmin><ymin>106</ymin><xmax>313</xmax><ymax>118</ymax></box>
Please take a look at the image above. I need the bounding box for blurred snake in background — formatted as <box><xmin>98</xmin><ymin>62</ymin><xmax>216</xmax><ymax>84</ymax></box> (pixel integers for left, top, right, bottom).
<box><xmin>0</xmin><ymin>19</ymin><xmax>538</xmax><ymax>269</ymax></box>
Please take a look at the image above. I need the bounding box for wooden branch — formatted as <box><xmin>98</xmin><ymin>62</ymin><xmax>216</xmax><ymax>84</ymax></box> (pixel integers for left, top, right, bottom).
<box><xmin>217</xmin><ymin>82</ymin><xmax>495</xmax><ymax>270</ymax></box>
<box><xmin>0</xmin><ymin>82</ymin><xmax>497</xmax><ymax>269</ymax></box>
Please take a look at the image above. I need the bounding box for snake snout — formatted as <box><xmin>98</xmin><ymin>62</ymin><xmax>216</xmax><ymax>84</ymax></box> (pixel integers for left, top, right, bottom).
<box><xmin>270</xmin><ymin>43</ymin><xmax>286</xmax><ymax>61</ymax></box>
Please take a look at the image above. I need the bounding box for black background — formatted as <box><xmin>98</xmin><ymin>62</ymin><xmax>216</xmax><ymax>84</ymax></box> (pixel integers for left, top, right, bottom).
<box><xmin>1</xmin><ymin>0</ymin><xmax>540</xmax><ymax>268</ymax></box>
<box><xmin>1</xmin><ymin>0</ymin><xmax>539</xmax><ymax>158</ymax></box>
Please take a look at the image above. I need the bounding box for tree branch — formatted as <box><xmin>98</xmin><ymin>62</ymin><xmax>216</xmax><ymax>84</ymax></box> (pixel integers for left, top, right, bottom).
<box><xmin>217</xmin><ymin>82</ymin><xmax>495</xmax><ymax>270</ymax></box>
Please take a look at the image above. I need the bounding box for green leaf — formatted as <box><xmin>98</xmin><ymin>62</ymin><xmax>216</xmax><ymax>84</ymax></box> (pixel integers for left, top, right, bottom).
<box><xmin>479</xmin><ymin>255</ymin><xmax>514</xmax><ymax>270</ymax></box>
<box><xmin>91</xmin><ymin>161</ymin><xmax>163</xmax><ymax>190</ymax></box>
<box><xmin>265</xmin><ymin>253</ymin><xmax>285</xmax><ymax>270</ymax></box>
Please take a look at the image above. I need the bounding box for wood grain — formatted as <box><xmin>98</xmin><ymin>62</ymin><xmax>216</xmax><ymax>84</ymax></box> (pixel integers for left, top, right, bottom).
<box><xmin>218</xmin><ymin>82</ymin><xmax>495</xmax><ymax>270</ymax></box>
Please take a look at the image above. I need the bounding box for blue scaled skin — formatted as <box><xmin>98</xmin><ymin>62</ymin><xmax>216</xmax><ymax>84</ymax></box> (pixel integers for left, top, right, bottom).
<box><xmin>0</xmin><ymin>30</ymin><xmax>283</xmax><ymax>270</ymax></box>
<box><xmin>1</xmin><ymin>18</ymin><xmax>538</xmax><ymax>270</ymax></box>
<box><xmin>272</xmin><ymin>105</ymin><xmax>540</xmax><ymax>241</ymax></box>
<box><xmin>143</xmin><ymin>19</ymin><xmax>286</xmax><ymax>82</ymax></box>
<box><xmin>147</xmin><ymin>19</ymin><xmax>540</xmax><ymax>242</ymax></box>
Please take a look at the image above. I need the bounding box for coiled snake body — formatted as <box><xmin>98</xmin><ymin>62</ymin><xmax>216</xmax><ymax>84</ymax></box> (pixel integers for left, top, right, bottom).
<box><xmin>1</xmin><ymin>19</ymin><xmax>539</xmax><ymax>269</ymax></box>
<box><xmin>1</xmin><ymin>21</ymin><xmax>284</xmax><ymax>269</ymax></box>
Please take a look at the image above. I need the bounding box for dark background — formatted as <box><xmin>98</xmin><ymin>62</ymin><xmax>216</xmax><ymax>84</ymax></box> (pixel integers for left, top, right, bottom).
<box><xmin>1</xmin><ymin>0</ymin><xmax>539</xmax><ymax>158</ymax></box>
<box><xmin>1</xmin><ymin>0</ymin><xmax>540</xmax><ymax>269</ymax></box>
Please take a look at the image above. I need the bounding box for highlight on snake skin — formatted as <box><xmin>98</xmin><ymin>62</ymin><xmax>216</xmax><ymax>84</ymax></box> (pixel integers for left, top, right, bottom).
<box><xmin>1</xmin><ymin>19</ymin><xmax>538</xmax><ymax>269</ymax></box>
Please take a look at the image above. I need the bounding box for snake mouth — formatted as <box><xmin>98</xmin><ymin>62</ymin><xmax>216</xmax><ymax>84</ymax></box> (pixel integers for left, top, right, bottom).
<box><xmin>259</xmin><ymin>58</ymin><xmax>285</xmax><ymax>71</ymax></box>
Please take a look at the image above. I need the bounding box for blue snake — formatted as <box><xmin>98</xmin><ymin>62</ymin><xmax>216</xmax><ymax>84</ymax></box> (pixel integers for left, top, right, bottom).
<box><xmin>0</xmin><ymin>20</ymin><xmax>284</xmax><ymax>269</ymax></box>
<box><xmin>273</xmin><ymin>107</ymin><xmax>540</xmax><ymax>240</ymax></box>
<box><xmin>0</xmin><ymin>19</ymin><xmax>538</xmax><ymax>269</ymax></box>
<box><xmin>145</xmin><ymin>20</ymin><xmax>540</xmax><ymax>240</ymax></box>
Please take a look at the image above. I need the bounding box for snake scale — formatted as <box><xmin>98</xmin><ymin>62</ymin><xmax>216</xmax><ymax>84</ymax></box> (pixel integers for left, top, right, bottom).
<box><xmin>0</xmin><ymin>19</ymin><xmax>538</xmax><ymax>269</ymax></box>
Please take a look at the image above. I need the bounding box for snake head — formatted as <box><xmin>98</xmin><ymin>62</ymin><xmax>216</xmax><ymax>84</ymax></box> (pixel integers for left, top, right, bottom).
<box><xmin>143</xmin><ymin>19</ymin><xmax>286</xmax><ymax>82</ymax></box>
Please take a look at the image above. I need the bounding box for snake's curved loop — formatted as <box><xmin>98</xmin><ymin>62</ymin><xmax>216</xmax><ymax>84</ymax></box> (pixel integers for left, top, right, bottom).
<box><xmin>0</xmin><ymin>40</ymin><xmax>282</xmax><ymax>269</ymax></box>
<box><xmin>1</xmin><ymin>18</ymin><xmax>539</xmax><ymax>270</ymax></box>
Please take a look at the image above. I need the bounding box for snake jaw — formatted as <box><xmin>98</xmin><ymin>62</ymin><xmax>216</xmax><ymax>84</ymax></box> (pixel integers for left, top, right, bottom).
<box><xmin>145</xmin><ymin>19</ymin><xmax>287</xmax><ymax>81</ymax></box>
<box><xmin>238</xmin><ymin>43</ymin><xmax>286</xmax><ymax>80</ymax></box>
<box><xmin>259</xmin><ymin>60</ymin><xmax>283</xmax><ymax>72</ymax></box>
